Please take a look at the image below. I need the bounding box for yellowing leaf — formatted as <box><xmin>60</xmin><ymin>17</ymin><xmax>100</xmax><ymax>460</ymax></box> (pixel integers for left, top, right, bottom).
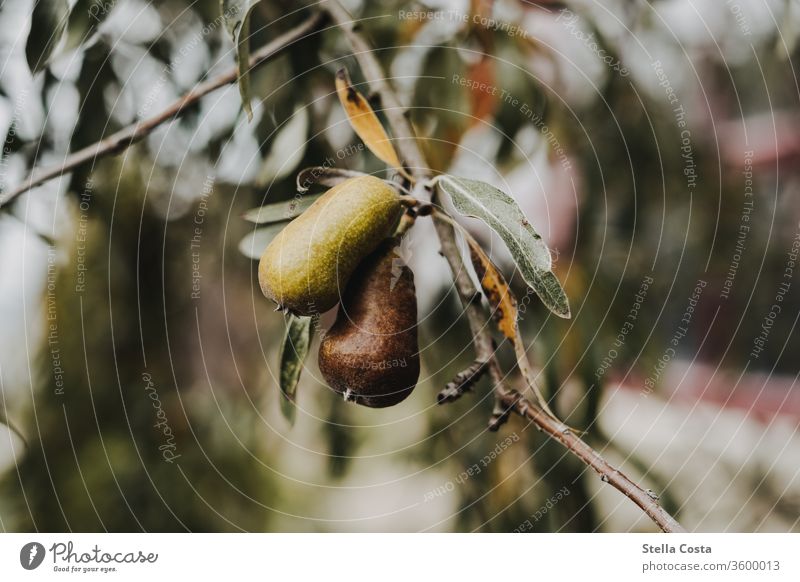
<box><xmin>335</xmin><ymin>68</ymin><xmax>412</xmax><ymax>180</ymax></box>
<box><xmin>467</xmin><ymin>240</ymin><xmax>518</xmax><ymax>341</ymax></box>
<box><xmin>464</xmin><ymin>235</ymin><xmax>557</xmax><ymax>419</ymax></box>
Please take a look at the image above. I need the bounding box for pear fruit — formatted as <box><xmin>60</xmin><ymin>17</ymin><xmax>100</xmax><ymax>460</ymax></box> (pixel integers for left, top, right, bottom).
<box><xmin>318</xmin><ymin>239</ymin><xmax>420</xmax><ymax>408</ymax></box>
<box><xmin>259</xmin><ymin>176</ymin><xmax>403</xmax><ymax>316</ymax></box>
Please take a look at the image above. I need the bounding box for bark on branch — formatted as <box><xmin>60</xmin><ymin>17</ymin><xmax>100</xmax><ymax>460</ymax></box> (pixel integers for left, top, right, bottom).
<box><xmin>324</xmin><ymin>0</ymin><xmax>685</xmax><ymax>533</ymax></box>
<box><xmin>503</xmin><ymin>390</ymin><xmax>686</xmax><ymax>533</ymax></box>
<box><xmin>0</xmin><ymin>12</ymin><xmax>326</xmax><ymax>208</ymax></box>
<box><xmin>438</xmin><ymin>358</ymin><xmax>490</xmax><ymax>403</ymax></box>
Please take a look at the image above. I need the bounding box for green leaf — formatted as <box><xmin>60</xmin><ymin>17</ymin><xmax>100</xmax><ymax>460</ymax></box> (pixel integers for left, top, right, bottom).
<box><xmin>240</xmin><ymin>193</ymin><xmax>322</xmax><ymax>260</ymax></box>
<box><xmin>0</xmin><ymin>409</ymin><xmax>28</xmax><ymax>450</ymax></box>
<box><xmin>531</xmin><ymin>271</ymin><xmax>571</xmax><ymax>319</ymax></box>
<box><xmin>63</xmin><ymin>0</ymin><xmax>116</xmax><ymax>53</ymax></box>
<box><xmin>221</xmin><ymin>0</ymin><xmax>261</xmax><ymax>121</ymax></box>
<box><xmin>238</xmin><ymin>224</ymin><xmax>285</xmax><ymax>259</ymax></box>
<box><xmin>26</xmin><ymin>0</ymin><xmax>71</xmax><ymax>74</ymax></box>
<box><xmin>278</xmin><ymin>314</ymin><xmax>313</xmax><ymax>424</ymax></box>
<box><xmin>437</xmin><ymin>175</ymin><xmax>571</xmax><ymax>318</ymax></box>
<box><xmin>242</xmin><ymin>193</ymin><xmax>321</xmax><ymax>225</ymax></box>
<box><xmin>296</xmin><ymin>167</ymin><xmax>365</xmax><ymax>193</ymax></box>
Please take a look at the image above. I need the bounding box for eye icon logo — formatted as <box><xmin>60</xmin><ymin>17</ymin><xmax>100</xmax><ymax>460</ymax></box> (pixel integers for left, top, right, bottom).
<box><xmin>19</xmin><ymin>542</ymin><xmax>46</xmax><ymax>570</ymax></box>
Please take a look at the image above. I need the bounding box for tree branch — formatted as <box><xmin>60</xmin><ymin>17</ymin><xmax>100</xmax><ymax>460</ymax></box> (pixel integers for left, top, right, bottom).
<box><xmin>438</xmin><ymin>358</ymin><xmax>489</xmax><ymax>403</ymax></box>
<box><xmin>502</xmin><ymin>390</ymin><xmax>686</xmax><ymax>533</ymax></box>
<box><xmin>0</xmin><ymin>12</ymin><xmax>326</xmax><ymax>208</ymax></box>
<box><xmin>324</xmin><ymin>0</ymin><xmax>685</xmax><ymax>533</ymax></box>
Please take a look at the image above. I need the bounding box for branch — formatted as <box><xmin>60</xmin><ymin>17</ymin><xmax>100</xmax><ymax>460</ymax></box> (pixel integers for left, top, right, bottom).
<box><xmin>438</xmin><ymin>358</ymin><xmax>489</xmax><ymax>403</ymax></box>
<box><xmin>0</xmin><ymin>12</ymin><xmax>326</xmax><ymax>208</ymax></box>
<box><xmin>324</xmin><ymin>0</ymin><xmax>685</xmax><ymax>533</ymax></box>
<box><xmin>501</xmin><ymin>390</ymin><xmax>686</xmax><ymax>533</ymax></box>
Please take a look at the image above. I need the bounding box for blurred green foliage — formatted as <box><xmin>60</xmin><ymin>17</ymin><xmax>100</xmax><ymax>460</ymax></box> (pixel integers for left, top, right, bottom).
<box><xmin>1</xmin><ymin>0</ymin><xmax>798</xmax><ymax>532</ymax></box>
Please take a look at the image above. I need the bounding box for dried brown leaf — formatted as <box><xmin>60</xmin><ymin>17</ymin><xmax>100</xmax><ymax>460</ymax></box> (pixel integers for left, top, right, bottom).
<box><xmin>465</xmin><ymin>235</ymin><xmax>557</xmax><ymax>419</ymax></box>
<box><xmin>468</xmin><ymin>240</ymin><xmax>518</xmax><ymax>341</ymax></box>
<box><xmin>335</xmin><ymin>68</ymin><xmax>411</xmax><ymax>180</ymax></box>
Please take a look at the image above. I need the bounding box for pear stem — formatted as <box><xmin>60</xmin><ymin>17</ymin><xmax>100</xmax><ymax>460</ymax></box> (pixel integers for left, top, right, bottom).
<box><xmin>396</xmin><ymin>195</ymin><xmax>419</xmax><ymax>207</ymax></box>
<box><xmin>394</xmin><ymin>212</ymin><xmax>416</xmax><ymax>238</ymax></box>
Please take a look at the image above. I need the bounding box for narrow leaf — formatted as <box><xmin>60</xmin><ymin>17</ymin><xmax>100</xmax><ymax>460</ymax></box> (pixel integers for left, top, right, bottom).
<box><xmin>26</xmin><ymin>0</ymin><xmax>71</xmax><ymax>74</ymax></box>
<box><xmin>437</xmin><ymin>175</ymin><xmax>570</xmax><ymax>318</ymax></box>
<box><xmin>242</xmin><ymin>193</ymin><xmax>321</xmax><ymax>225</ymax></box>
<box><xmin>335</xmin><ymin>68</ymin><xmax>411</xmax><ymax>180</ymax></box>
<box><xmin>296</xmin><ymin>167</ymin><xmax>366</xmax><ymax>193</ymax></box>
<box><xmin>63</xmin><ymin>0</ymin><xmax>115</xmax><ymax>53</ymax></box>
<box><xmin>465</xmin><ymin>234</ymin><xmax>557</xmax><ymax>418</ymax></box>
<box><xmin>467</xmin><ymin>240</ymin><xmax>518</xmax><ymax>341</ymax></box>
<box><xmin>278</xmin><ymin>314</ymin><xmax>313</xmax><ymax>424</ymax></box>
<box><xmin>221</xmin><ymin>0</ymin><xmax>260</xmax><ymax>121</ymax></box>
<box><xmin>238</xmin><ymin>224</ymin><xmax>286</xmax><ymax>259</ymax></box>
<box><xmin>0</xmin><ymin>408</ymin><xmax>28</xmax><ymax>450</ymax></box>
<box><xmin>529</xmin><ymin>271</ymin><xmax>571</xmax><ymax>320</ymax></box>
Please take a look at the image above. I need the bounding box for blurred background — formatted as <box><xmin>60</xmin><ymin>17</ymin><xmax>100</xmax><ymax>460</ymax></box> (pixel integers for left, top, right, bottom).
<box><xmin>0</xmin><ymin>0</ymin><xmax>798</xmax><ymax>532</ymax></box>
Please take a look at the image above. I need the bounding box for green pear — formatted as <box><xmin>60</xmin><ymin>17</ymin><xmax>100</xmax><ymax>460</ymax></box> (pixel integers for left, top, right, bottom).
<box><xmin>259</xmin><ymin>176</ymin><xmax>402</xmax><ymax>316</ymax></box>
<box><xmin>318</xmin><ymin>239</ymin><xmax>420</xmax><ymax>408</ymax></box>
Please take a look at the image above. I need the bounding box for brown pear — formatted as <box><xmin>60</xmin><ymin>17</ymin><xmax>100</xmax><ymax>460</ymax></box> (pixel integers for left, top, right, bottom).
<box><xmin>318</xmin><ymin>239</ymin><xmax>420</xmax><ymax>408</ymax></box>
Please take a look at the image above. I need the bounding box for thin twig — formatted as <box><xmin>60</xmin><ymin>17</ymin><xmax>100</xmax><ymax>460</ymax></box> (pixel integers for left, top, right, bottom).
<box><xmin>438</xmin><ymin>358</ymin><xmax>489</xmax><ymax>403</ymax></box>
<box><xmin>324</xmin><ymin>0</ymin><xmax>685</xmax><ymax>533</ymax></box>
<box><xmin>0</xmin><ymin>12</ymin><xmax>326</xmax><ymax>208</ymax></box>
<box><xmin>431</xmin><ymin>206</ymin><xmax>558</xmax><ymax>418</ymax></box>
<box><xmin>504</xmin><ymin>390</ymin><xmax>686</xmax><ymax>533</ymax></box>
<box><xmin>488</xmin><ymin>392</ymin><xmax>515</xmax><ymax>432</ymax></box>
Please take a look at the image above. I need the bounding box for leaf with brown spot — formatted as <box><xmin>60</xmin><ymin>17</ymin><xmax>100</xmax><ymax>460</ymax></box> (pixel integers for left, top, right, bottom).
<box><xmin>335</xmin><ymin>68</ymin><xmax>412</xmax><ymax>180</ymax></box>
<box><xmin>463</xmin><ymin>234</ymin><xmax>558</xmax><ymax>419</ymax></box>
<box><xmin>467</xmin><ymin>240</ymin><xmax>518</xmax><ymax>341</ymax></box>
